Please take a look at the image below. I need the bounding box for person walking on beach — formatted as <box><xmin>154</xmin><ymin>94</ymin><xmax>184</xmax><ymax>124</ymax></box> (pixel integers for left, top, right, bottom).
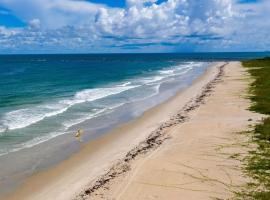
<box><xmin>75</xmin><ymin>129</ymin><xmax>83</xmax><ymax>142</ymax></box>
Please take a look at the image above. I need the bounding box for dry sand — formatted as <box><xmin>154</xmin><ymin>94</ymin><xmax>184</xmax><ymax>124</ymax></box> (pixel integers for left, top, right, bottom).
<box><xmin>1</xmin><ymin>62</ymin><xmax>262</xmax><ymax>200</ymax></box>
<box><xmin>84</xmin><ymin>62</ymin><xmax>263</xmax><ymax>200</ymax></box>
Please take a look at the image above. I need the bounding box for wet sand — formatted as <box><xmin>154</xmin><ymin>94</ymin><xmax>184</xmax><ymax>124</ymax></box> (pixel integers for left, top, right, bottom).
<box><xmin>2</xmin><ymin>62</ymin><xmax>261</xmax><ymax>200</ymax></box>
<box><xmin>83</xmin><ymin>62</ymin><xmax>264</xmax><ymax>200</ymax></box>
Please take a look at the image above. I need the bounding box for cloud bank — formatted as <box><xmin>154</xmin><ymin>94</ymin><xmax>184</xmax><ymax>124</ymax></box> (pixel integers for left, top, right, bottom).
<box><xmin>0</xmin><ymin>0</ymin><xmax>269</xmax><ymax>53</ymax></box>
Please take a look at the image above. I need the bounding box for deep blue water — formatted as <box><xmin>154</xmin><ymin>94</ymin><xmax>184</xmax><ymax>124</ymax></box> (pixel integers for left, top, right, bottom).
<box><xmin>0</xmin><ymin>52</ymin><xmax>269</xmax><ymax>156</ymax></box>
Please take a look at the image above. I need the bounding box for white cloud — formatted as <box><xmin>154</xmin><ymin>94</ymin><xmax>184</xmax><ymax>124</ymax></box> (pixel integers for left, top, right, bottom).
<box><xmin>29</xmin><ymin>18</ymin><xmax>41</xmax><ymax>29</ymax></box>
<box><xmin>0</xmin><ymin>26</ymin><xmax>20</xmax><ymax>37</ymax></box>
<box><xmin>126</xmin><ymin>0</ymin><xmax>158</xmax><ymax>7</ymax></box>
<box><xmin>0</xmin><ymin>0</ymin><xmax>269</xmax><ymax>53</ymax></box>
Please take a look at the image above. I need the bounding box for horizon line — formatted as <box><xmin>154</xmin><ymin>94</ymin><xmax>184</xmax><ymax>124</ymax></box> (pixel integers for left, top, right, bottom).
<box><xmin>0</xmin><ymin>51</ymin><xmax>270</xmax><ymax>56</ymax></box>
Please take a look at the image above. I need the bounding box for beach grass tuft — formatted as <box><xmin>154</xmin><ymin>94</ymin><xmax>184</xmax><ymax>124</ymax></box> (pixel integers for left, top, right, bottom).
<box><xmin>239</xmin><ymin>57</ymin><xmax>270</xmax><ymax>199</ymax></box>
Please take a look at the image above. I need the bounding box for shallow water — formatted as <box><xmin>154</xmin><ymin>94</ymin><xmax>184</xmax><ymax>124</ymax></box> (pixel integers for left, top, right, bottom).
<box><xmin>0</xmin><ymin>54</ymin><xmax>213</xmax><ymax>156</ymax></box>
<box><xmin>1</xmin><ymin>53</ymin><xmax>269</xmax><ymax>195</ymax></box>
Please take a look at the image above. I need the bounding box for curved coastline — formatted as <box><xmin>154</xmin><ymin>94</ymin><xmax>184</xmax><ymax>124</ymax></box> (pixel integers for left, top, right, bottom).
<box><xmin>1</xmin><ymin>62</ymin><xmax>224</xmax><ymax>200</ymax></box>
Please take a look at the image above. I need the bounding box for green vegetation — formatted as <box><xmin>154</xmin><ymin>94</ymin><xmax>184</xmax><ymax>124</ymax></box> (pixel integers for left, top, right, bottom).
<box><xmin>239</xmin><ymin>58</ymin><xmax>270</xmax><ymax>199</ymax></box>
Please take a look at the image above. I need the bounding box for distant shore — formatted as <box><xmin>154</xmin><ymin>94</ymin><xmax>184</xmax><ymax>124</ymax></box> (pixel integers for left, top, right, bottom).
<box><xmin>2</xmin><ymin>61</ymin><xmax>263</xmax><ymax>200</ymax></box>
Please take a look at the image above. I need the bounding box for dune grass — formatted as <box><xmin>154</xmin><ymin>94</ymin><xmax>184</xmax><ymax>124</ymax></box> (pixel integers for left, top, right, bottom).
<box><xmin>239</xmin><ymin>58</ymin><xmax>270</xmax><ymax>199</ymax></box>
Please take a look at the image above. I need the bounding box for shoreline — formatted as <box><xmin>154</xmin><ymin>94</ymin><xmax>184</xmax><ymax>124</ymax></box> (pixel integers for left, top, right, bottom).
<box><xmin>85</xmin><ymin>62</ymin><xmax>264</xmax><ymax>200</ymax></box>
<box><xmin>0</xmin><ymin>62</ymin><xmax>211</xmax><ymax>196</ymax></box>
<box><xmin>1</xmin><ymin>62</ymin><xmax>227</xmax><ymax>200</ymax></box>
<box><xmin>76</xmin><ymin>62</ymin><xmax>226</xmax><ymax>199</ymax></box>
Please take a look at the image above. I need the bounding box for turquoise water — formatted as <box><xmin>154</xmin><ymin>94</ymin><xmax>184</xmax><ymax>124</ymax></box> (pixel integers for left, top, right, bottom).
<box><xmin>0</xmin><ymin>53</ymin><xmax>269</xmax><ymax>156</ymax></box>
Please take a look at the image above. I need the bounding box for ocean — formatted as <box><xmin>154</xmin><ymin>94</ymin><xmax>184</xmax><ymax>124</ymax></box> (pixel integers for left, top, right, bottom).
<box><xmin>0</xmin><ymin>53</ymin><xmax>269</xmax><ymax>157</ymax></box>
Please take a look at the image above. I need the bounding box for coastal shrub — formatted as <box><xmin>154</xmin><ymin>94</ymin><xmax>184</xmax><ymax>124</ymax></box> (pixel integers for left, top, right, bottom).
<box><xmin>240</xmin><ymin>57</ymin><xmax>270</xmax><ymax>200</ymax></box>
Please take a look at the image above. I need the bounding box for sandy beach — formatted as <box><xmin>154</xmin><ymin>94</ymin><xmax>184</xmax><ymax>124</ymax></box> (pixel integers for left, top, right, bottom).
<box><xmin>83</xmin><ymin>61</ymin><xmax>264</xmax><ymax>200</ymax></box>
<box><xmin>1</xmin><ymin>62</ymin><xmax>263</xmax><ymax>200</ymax></box>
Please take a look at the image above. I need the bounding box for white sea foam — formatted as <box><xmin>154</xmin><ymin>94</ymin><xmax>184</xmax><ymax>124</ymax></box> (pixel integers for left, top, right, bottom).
<box><xmin>62</xmin><ymin>108</ymin><xmax>107</xmax><ymax>129</ymax></box>
<box><xmin>0</xmin><ymin>63</ymin><xmax>199</xmax><ymax>133</ymax></box>
<box><xmin>0</xmin><ymin>130</ymin><xmax>69</xmax><ymax>157</ymax></box>
<box><xmin>127</xmin><ymin>62</ymin><xmax>200</xmax><ymax>92</ymax></box>
<box><xmin>159</xmin><ymin>62</ymin><xmax>202</xmax><ymax>77</ymax></box>
<box><xmin>0</xmin><ymin>103</ymin><xmax>128</xmax><ymax>156</ymax></box>
<box><xmin>0</xmin><ymin>61</ymin><xmax>208</xmax><ymax>156</ymax></box>
<box><xmin>1</xmin><ymin>105</ymin><xmax>69</xmax><ymax>131</ymax></box>
<box><xmin>159</xmin><ymin>69</ymin><xmax>174</xmax><ymax>75</ymax></box>
<box><xmin>0</xmin><ymin>85</ymin><xmax>138</xmax><ymax>132</ymax></box>
<box><xmin>117</xmin><ymin>82</ymin><xmax>131</xmax><ymax>87</ymax></box>
<box><xmin>60</xmin><ymin>85</ymin><xmax>137</xmax><ymax>106</ymax></box>
<box><xmin>133</xmin><ymin>84</ymin><xmax>161</xmax><ymax>102</ymax></box>
<box><xmin>140</xmin><ymin>76</ymin><xmax>164</xmax><ymax>84</ymax></box>
<box><xmin>62</xmin><ymin>103</ymin><xmax>125</xmax><ymax>129</ymax></box>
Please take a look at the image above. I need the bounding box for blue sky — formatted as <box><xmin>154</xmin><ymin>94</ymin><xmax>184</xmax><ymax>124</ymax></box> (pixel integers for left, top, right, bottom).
<box><xmin>0</xmin><ymin>0</ymin><xmax>269</xmax><ymax>53</ymax></box>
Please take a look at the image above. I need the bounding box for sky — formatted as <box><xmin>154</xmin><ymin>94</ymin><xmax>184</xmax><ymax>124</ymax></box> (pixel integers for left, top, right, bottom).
<box><xmin>0</xmin><ymin>0</ymin><xmax>269</xmax><ymax>54</ymax></box>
